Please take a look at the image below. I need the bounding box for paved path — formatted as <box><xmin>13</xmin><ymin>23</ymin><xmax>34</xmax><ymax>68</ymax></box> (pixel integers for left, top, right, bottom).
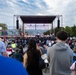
<box><xmin>43</xmin><ymin>72</ymin><xmax>76</xmax><ymax>75</ymax></box>
<box><xmin>43</xmin><ymin>69</ymin><xmax>50</xmax><ymax>75</ymax></box>
<box><xmin>43</xmin><ymin>73</ymin><xmax>49</xmax><ymax>75</ymax></box>
<box><xmin>43</xmin><ymin>70</ymin><xmax>76</xmax><ymax>75</ymax></box>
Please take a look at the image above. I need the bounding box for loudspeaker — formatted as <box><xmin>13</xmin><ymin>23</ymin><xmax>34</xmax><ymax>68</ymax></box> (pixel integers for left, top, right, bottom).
<box><xmin>16</xmin><ymin>19</ymin><xmax>19</xmax><ymax>29</ymax></box>
<box><xmin>57</xmin><ymin>19</ymin><xmax>60</xmax><ymax>28</ymax></box>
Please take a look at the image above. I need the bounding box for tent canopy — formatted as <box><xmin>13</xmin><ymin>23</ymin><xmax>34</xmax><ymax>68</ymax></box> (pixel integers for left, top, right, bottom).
<box><xmin>20</xmin><ymin>16</ymin><xmax>56</xmax><ymax>23</ymax></box>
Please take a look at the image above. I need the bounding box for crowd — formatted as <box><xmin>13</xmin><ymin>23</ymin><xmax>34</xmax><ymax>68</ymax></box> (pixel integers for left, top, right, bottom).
<box><xmin>0</xmin><ymin>30</ymin><xmax>76</xmax><ymax>75</ymax></box>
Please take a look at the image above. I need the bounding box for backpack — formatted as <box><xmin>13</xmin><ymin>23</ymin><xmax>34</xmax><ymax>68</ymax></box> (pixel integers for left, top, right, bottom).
<box><xmin>39</xmin><ymin>54</ymin><xmax>49</xmax><ymax>69</ymax></box>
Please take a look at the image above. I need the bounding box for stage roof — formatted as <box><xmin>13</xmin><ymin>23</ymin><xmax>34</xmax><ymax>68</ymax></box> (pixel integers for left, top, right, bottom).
<box><xmin>20</xmin><ymin>16</ymin><xmax>56</xmax><ymax>23</ymax></box>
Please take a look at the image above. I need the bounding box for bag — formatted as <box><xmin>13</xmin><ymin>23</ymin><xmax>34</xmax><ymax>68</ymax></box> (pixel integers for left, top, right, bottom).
<box><xmin>39</xmin><ymin>57</ymin><xmax>49</xmax><ymax>70</ymax></box>
<box><xmin>70</xmin><ymin>61</ymin><xmax>76</xmax><ymax>71</ymax></box>
<box><xmin>39</xmin><ymin>57</ymin><xmax>46</xmax><ymax>69</ymax></box>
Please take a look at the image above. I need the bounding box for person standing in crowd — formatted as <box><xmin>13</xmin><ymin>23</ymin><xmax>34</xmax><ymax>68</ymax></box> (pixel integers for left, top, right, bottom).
<box><xmin>11</xmin><ymin>40</ymin><xmax>17</xmax><ymax>50</ymax></box>
<box><xmin>11</xmin><ymin>48</ymin><xmax>23</xmax><ymax>62</ymax></box>
<box><xmin>0</xmin><ymin>38</ymin><xmax>8</xmax><ymax>56</ymax></box>
<box><xmin>47</xmin><ymin>31</ymin><xmax>73</xmax><ymax>75</ymax></box>
<box><xmin>73</xmin><ymin>47</ymin><xmax>76</xmax><ymax>63</ymax></box>
<box><xmin>23</xmin><ymin>39</ymin><xmax>43</xmax><ymax>75</ymax></box>
<box><xmin>18</xmin><ymin>45</ymin><xmax>24</xmax><ymax>55</ymax></box>
<box><xmin>73</xmin><ymin>40</ymin><xmax>76</xmax><ymax>62</ymax></box>
<box><xmin>0</xmin><ymin>55</ymin><xmax>28</xmax><ymax>75</ymax></box>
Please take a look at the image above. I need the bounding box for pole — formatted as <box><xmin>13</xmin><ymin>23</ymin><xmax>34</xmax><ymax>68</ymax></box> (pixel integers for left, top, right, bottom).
<box><xmin>61</xmin><ymin>15</ymin><xmax>63</xmax><ymax>30</ymax></box>
<box><xmin>35</xmin><ymin>23</ymin><xmax>36</xmax><ymax>30</ymax></box>
<box><xmin>22</xmin><ymin>23</ymin><xmax>24</xmax><ymax>37</ymax></box>
<box><xmin>51</xmin><ymin>22</ymin><xmax>53</xmax><ymax>34</ymax></box>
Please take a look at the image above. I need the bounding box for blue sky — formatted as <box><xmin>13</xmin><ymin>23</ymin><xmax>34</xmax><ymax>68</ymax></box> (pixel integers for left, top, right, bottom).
<box><xmin>0</xmin><ymin>0</ymin><xmax>76</xmax><ymax>29</ymax></box>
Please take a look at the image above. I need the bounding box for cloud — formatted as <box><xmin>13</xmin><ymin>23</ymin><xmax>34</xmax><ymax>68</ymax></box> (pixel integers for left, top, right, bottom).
<box><xmin>0</xmin><ymin>0</ymin><xmax>76</xmax><ymax>29</ymax></box>
<box><xmin>43</xmin><ymin>0</ymin><xmax>76</xmax><ymax>27</ymax></box>
<box><xmin>61</xmin><ymin>0</ymin><xmax>76</xmax><ymax>26</ymax></box>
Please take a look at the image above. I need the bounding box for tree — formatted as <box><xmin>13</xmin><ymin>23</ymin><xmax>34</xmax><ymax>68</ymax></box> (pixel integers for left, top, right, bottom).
<box><xmin>43</xmin><ymin>27</ymin><xmax>64</xmax><ymax>35</ymax></box>
<box><xmin>64</xmin><ymin>26</ymin><xmax>72</xmax><ymax>37</ymax></box>
<box><xmin>0</xmin><ymin>23</ymin><xmax>7</xmax><ymax>30</ymax></box>
<box><xmin>43</xmin><ymin>25</ymin><xmax>76</xmax><ymax>37</ymax></box>
<box><xmin>54</xmin><ymin>27</ymin><xmax>64</xmax><ymax>36</ymax></box>
<box><xmin>44</xmin><ymin>30</ymin><xmax>50</xmax><ymax>35</ymax></box>
<box><xmin>71</xmin><ymin>25</ymin><xmax>76</xmax><ymax>37</ymax></box>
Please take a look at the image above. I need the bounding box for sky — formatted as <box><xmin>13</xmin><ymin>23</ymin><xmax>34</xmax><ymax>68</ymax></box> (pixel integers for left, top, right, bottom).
<box><xmin>0</xmin><ymin>0</ymin><xmax>76</xmax><ymax>30</ymax></box>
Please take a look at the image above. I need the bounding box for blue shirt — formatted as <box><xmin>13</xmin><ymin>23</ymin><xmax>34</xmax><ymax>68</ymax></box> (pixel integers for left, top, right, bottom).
<box><xmin>0</xmin><ymin>41</ymin><xmax>6</xmax><ymax>55</ymax></box>
<box><xmin>0</xmin><ymin>56</ymin><xmax>28</xmax><ymax>75</ymax></box>
<box><xmin>73</xmin><ymin>53</ymin><xmax>76</xmax><ymax>63</ymax></box>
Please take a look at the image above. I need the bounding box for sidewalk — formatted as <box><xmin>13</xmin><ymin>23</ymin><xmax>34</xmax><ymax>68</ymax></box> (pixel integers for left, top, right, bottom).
<box><xmin>43</xmin><ymin>73</ymin><xmax>49</xmax><ymax>75</ymax></box>
<box><xmin>43</xmin><ymin>68</ymin><xmax>50</xmax><ymax>75</ymax></box>
<box><xmin>43</xmin><ymin>69</ymin><xmax>76</xmax><ymax>75</ymax></box>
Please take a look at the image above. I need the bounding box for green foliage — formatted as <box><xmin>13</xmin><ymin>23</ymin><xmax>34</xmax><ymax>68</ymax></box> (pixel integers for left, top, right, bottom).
<box><xmin>43</xmin><ymin>25</ymin><xmax>76</xmax><ymax>37</ymax></box>
<box><xmin>64</xmin><ymin>26</ymin><xmax>72</xmax><ymax>37</ymax></box>
<box><xmin>0</xmin><ymin>23</ymin><xmax>7</xmax><ymax>30</ymax></box>
<box><xmin>43</xmin><ymin>27</ymin><xmax>64</xmax><ymax>35</ymax></box>
<box><xmin>44</xmin><ymin>30</ymin><xmax>50</xmax><ymax>35</ymax></box>
<box><xmin>25</xmin><ymin>31</ymin><xmax>28</xmax><ymax>35</ymax></box>
<box><xmin>71</xmin><ymin>25</ymin><xmax>76</xmax><ymax>36</ymax></box>
<box><xmin>54</xmin><ymin>27</ymin><xmax>64</xmax><ymax>36</ymax></box>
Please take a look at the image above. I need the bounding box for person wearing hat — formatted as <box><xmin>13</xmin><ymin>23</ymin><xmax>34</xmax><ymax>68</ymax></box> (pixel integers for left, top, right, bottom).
<box><xmin>47</xmin><ymin>31</ymin><xmax>73</xmax><ymax>75</ymax></box>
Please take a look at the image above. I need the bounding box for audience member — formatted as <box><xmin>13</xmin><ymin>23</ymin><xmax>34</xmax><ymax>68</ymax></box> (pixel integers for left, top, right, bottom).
<box><xmin>47</xmin><ymin>31</ymin><xmax>73</xmax><ymax>75</ymax></box>
<box><xmin>11</xmin><ymin>48</ymin><xmax>23</xmax><ymax>62</ymax></box>
<box><xmin>0</xmin><ymin>38</ymin><xmax>8</xmax><ymax>56</ymax></box>
<box><xmin>23</xmin><ymin>39</ymin><xmax>43</xmax><ymax>75</ymax></box>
